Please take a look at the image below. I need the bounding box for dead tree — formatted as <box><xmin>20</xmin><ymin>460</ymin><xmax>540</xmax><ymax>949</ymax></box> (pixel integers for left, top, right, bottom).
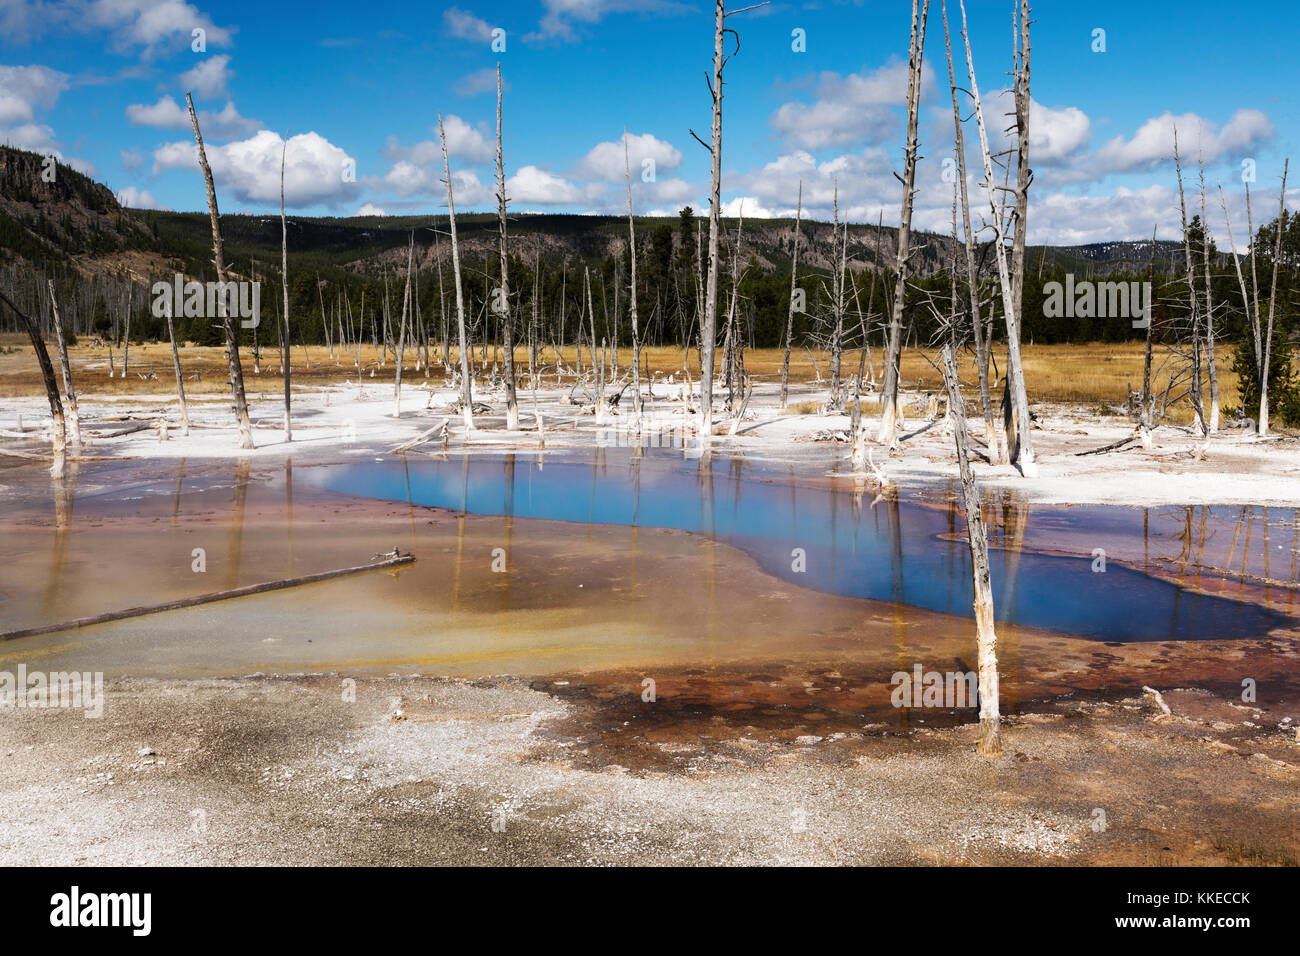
<box><xmin>941</xmin><ymin>0</ymin><xmax>1003</xmax><ymax>462</ymax></box>
<box><xmin>1172</xmin><ymin>131</ymin><xmax>1209</xmax><ymax>437</ymax></box>
<box><xmin>959</xmin><ymin>0</ymin><xmax>1035</xmax><ymax>474</ymax></box>
<box><xmin>1198</xmin><ymin>154</ymin><xmax>1219</xmax><ymax>433</ymax></box>
<box><xmin>187</xmin><ymin>91</ymin><xmax>253</xmax><ymax>450</ymax></box>
<box><xmin>1219</xmin><ymin>180</ymin><xmax>1263</xmax><ymax>432</ymax></box>
<box><xmin>121</xmin><ymin>283</ymin><xmax>131</xmax><ymax>379</ymax></box>
<box><xmin>779</xmin><ymin>180</ymin><xmax>803</xmax><ymax>410</ymax></box>
<box><xmin>531</xmin><ymin>240</ymin><xmax>541</xmax><ymax>392</ymax></box>
<box><xmin>160</xmin><ymin>271</ymin><xmax>190</xmax><ymax>435</ymax></box>
<box><xmin>877</xmin><ymin>0</ymin><xmax>930</xmax><ymax>446</ymax></box>
<box><xmin>1007</xmin><ymin>0</ymin><xmax>1035</xmax><ymax>455</ymax></box>
<box><xmin>690</xmin><ymin>0</ymin><xmax>769</xmax><ymax>440</ymax></box>
<box><xmin>829</xmin><ymin>180</ymin><xmax>847</xmax><ymax>408</ymax></box>
<box><xmin>439</xmin><ymin>111</ymin><xmax>474</xmax><ymax>431</ymax></box>
<box><xmin>48</xmin><ymin>279</ymin><xmax>80</xmax><ymax>447</ymax></box>
<box><xmin>923</xmin><ymin>199</ymin><xmax>1001</xmax><ymax>755</ymax></box>
<box><xmin>279</xmin><ymin>137</ymin><xmax>292</xmax><ymax>440</ymax></box>
<box><xmin>623</xmin><ymin>130</ymin><xmax>643</xmax><ymax>424</ymax></box>
<box><xmin>393</xmin><ymin>234</ymin><xmax>413</xmax><ymax>417</ymax></box>
<box><xmin>939</xmin><ymin>342</ymin><xmax>1002</xmax><ymax>756</ymax></box>
<box><xmin>0</xmin><ymin>289</ymin><xmax>65</xmax><ymax>476</ymax></box>
<box><xmin>720</xmin><ymin>201</ymin><xmax>746</xmax><ymax>408</ymax></box>
<box><xmin>851</xmin><ymin>266</ymin><xmax>876</xmax><ymax>398</ymax></box>
<box><xmin>1260</xmin><ymin>159</ymin><xmax>1289</xmax><ymax>436</ymax></box>
<box><xmin>495</xmin><ymin>65</ymin><xmax>519</xmax><ymax>430</ymax></box>
<box><xmin>1141</xmin><ymin>223</ymin><xmax>1156</xmax><ymax>422</ymax></box>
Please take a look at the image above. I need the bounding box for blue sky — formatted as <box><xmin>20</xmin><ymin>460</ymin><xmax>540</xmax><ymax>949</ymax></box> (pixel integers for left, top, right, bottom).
<box><xmin>2</xmin><ymin>0</ymin><xmax>1296</xmax><ymax>243</ymax></box>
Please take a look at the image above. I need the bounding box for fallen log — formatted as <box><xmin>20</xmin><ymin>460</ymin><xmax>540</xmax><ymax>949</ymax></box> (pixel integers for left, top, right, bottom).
<box><xmin>388</xmin><ymin>420</ymin><xmax>446</xmax><ymax>454</ymax></box>
<box><xmin>0</xmin><ymin>550</ymin><xmax>416</xmax><ymax>641</ymax></box>
<box><xmin>0</xmin><ymin>448</ymin><xmax>133</xmax><ymax>462</ymax></box>
<box><xmin>1075</xmin><ymin>435</ymin><xmax>1137</xmax><ymax>457</ymax></box>
<box><xmin>86</xmin><ymin>422</ymin><xmax>155</xmax><ymax>438</ymax></box>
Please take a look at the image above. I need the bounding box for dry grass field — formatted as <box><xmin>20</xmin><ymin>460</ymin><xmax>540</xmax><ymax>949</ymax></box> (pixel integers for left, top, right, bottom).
<box><xmin>0</xmin><ymin>333</ymin><xmax>1245</xmax><ymax>419</ymax></box>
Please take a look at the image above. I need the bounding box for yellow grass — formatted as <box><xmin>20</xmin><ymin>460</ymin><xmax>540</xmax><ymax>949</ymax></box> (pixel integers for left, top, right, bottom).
<box><xmin>0</xmin><ymin>334</ymin><xmax>1248</xmax><ymax>420</ymax></box>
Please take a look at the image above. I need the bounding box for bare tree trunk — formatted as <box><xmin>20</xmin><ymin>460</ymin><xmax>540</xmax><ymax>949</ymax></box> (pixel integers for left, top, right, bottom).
<box><xmin>877</xmin><ymin>0</ymin><xmax>930</xmax><ymax>445</ymax></box>
<box><xmin>624</xmin><ymin>130</ymin><xmax>643</xmax><ymax>424</ymax></box>
<box><xmin>531</xmin><ymin>240</ymin><xmax>541</xmax><ymax>391</ymax></box>
<box><xmin>829</xmin><ymin>181</ymin><xmax>846</xmax><ymax>408</ymax></box>
<box><xmin>187</xmin><ymin>91</ymin><xmax>253</xmax><ymax>450</ymax></box>
<box><xmin>1246</xmin><ymin>184</ymin><xmax>1262</xmax><ymax>371</ymax></box>
<box><xmin>723</xmin><ymin>204</ymin><xmax>745</xmax><ymax>411</ymax></box>
<box><xmin>315</xmin><ymin>280</ymin><xmax>328</xmax><ymax>374</ymax></box>
<box><xmin>439</xmin><ymin>112</ymin><xmax>474</xmax><ymax>431</ymax></box>
<box><xmin>586</xmin><ymin>268</ymin><xmax>604</xmax><ymax>422</ymax></box>
<box><xmin>939</xmin><ymin>342</ymin><xmax>1001</xmax><ymax>756</ymax></box>
<box><xmin>0</xmin><ymin>289</ymin><xmax>65</xmax><ymax>476</ymax></box>
<box><xmin>959</xmin><ymin>0</ymin><xmax>1034</xmax><ymax>474</ymax></box>
<box><xmin>942</xmin><ymin>0</ymin><xmax>1002</xmax><ymax>463</ymax></box>
<box><xmin>495</xmin><ymin>66</ymin><xmax>519</xmax><ymax>430</ymax></box>
<box><xmin>393</xmin><ymin>234</ymin><xmax>413</xmax><ymax>417</ymax></box>
<box><xmin>1173</xmin><ymin>131</ymin><xmax>1207</xmax><ymax>436</ymax></box>
<box><xmin>1006</xmin><ymin>0</ymin><xmax>1035</xmax><ymax>459</ymax></box>
<box><xmin>1260</xmin><ymin>159</ymin><xmax>1289</xmax><ymax>437</ymax></box>
<box><xmin>48</xmin><ymin>279</ymin><xmax>80</xmax><ymax>447</ymax></box>
<box><xmin>280</xmin><ymin>138</ymin><xmax>292</xmax><ymax>441</ymax></box>
<box><xmin>697</xmin><ymin>0</ymin><xmax>726</xmax><ymax>439</ymax></box>
<box><xmin>121</xmin><ymin>284</ymin><xmax>131</xmax><ymax>379</ymax></box>
<box><xmin>162</xmin><ymin>275</ymin><xmax>190</xmax><ymax>435</ymax></box>
<box><xmin>1141</xmin><ymin>223</ymin><xmax>1156</xmax><ymax>419</ymax></box>
<box><xmin>1199</xmin><ymin>156</ymin><xmax>1219</xmax><ymax>433</ymax></box>
<box><xmin>780</xmin><ymin>180</ymin><xmax>803</xmax><ymax>410</ymax></box>
<box><xmin>1219</xmin><ymin>183</ymin><xmax>1260</xmax><ymax>433</ymax></box>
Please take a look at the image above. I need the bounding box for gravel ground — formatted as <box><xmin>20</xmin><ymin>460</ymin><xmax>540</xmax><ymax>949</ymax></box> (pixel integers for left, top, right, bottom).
<box><xmin>1</xmin><ymin>674</ymin><xmax>1296</xmax><ymax>866</ymax></box>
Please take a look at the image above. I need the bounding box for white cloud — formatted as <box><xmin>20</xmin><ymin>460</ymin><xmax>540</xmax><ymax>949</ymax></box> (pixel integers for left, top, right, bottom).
<box><xmin>126</xmin><ymin>95</ymin><xmax>186</xmax><ymax>126</ymax></box>
<box><xmin>0</xmin><ymin>64</ymin><xmax>67</xmax><ymax>125</ymax></box>
<box><xmin>383</xmin><ymin>114</ymin><xmax>493</xmax><ymax>166</ymax></box>
<box><xmin>575</xmin><ymin>132</ymin><xmax>681</xmax><ymax>181</ymax></box>
<box><xmin>453</xmin><ymin>67</ymin><xmax>502</xmax><ymax>97</ymax></box>
<box><xmin>719</xmin><ymin>196</ymin><xmax>776</xmax><ymax>219</ymax></box>
<box><xmin>116</xmin><ymin>185</ymin><xmax>168</xmax><ymax>209</ymax></box>
<box><xmin>381</xmin><ymin>160</ymin><xmax>432</xmax><ymax>196</ymax></box>
<box><xmin>770</xmin><ymin>60</ymin><xmax>936</xmax><ymax>151</ymax></box>
<box><xmin>1</xmin><ymin>122</ymin><xmax>58</xmax><ymax>152</ymax></box>
<box><xmin>87</xmin><ymin>0</ymin><xmax>234</xmax><ymax>57</ymax></box>
<box><xmin>1091</xmin><ymin>109</ymin><xmax>1273</xmax><ymax>176</ymax></box>
<box><xmin>507</xmin><ymin>165</ymin><xmax>586</xmax><ymax>204</ymax></box>
<box><xmin>381</xmin><ymin>160</ymin><xmax>493</xmax><ymax>204</ymax></box>
<box><xmin>153</xmin><ymin>129</ymin><xmax>359</xmax><ymax>207</ymax></box>
<box><xmin>611</xmin><ymin>176</ymin><xmax>697</xmax><ymax>215</ymax></box>
<box><xmin>0</xmin><ymin>1</ymin><xmax>63</xmax><ymax>43</ymax></box>
<box><xmin>126</xmin><ymin>94</ymin><xmax>259</xmax><ymax>138</ymax></box>
<box><xmin>1028</xmin><ymin>185</ymin><xmax>1179</xmax><ymax>245</ymax></box>
<box><xmin>639</xmin><ymin>176</ymin><xmax>694</xmax><ymax>203</ymax></box>
<box><xmin>1029</xmin><ymin>101</ymin><xmax>1091</xmax><ymax>162</ymax></box>
<box><xmin>526</xmin><ymin>0</ymin><xmax>692</xmax><ymax>43</ymax></box>
<box><xmin>355</xmin><ymin>202</ymin><xmax>388</xmax><ymax>216</ymax></box>
<box><xmin>0</xmin><ymin>63</ymin><xmax>94</xmax><ymax>173</ymax></box>
<box><xmin>179</xmin><ymin>53</ymin><xmax>232</xmax><ymax>99</ymax></box>
<box><xmin>733</xmin><ymin>147</ymin><xmax>900</xmax><ymax>223</ymax></box>
<box><xmin>443</xmin><ymin>6</ymin><xmax>494</xmax><ymax>42</ymax></box>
